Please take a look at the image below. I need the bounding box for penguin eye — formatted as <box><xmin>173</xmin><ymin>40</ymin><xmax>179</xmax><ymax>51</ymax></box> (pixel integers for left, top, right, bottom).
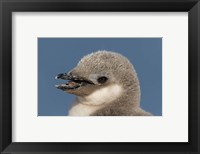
<box><xmin>97</xmin><ymin>76</ymin><xmax>108</xmax><ymax>84</ymax></box>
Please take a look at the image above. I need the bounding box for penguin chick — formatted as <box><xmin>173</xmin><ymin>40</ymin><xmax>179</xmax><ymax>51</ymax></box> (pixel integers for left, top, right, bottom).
<box><xmin>55</xmin><ymin>50</ymin><xmax>152</xmax><ymax>116</ymax></box>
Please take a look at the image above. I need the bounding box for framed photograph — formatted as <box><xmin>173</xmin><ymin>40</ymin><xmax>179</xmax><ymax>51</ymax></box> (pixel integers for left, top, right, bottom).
<box><xmin>0</xmin><ymin>0</ymin><xmax>199</xmax><ymax>153</ymax></box>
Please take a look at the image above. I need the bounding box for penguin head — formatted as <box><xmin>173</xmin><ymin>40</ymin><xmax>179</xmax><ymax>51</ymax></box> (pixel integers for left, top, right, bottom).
<box><xmin>55</xmin><ymin>51</ymin><xmax>140</xmax><ymax>105</ymax></box>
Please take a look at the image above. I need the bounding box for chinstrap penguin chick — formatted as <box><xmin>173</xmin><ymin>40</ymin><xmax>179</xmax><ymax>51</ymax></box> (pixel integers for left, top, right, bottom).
<box><xmin>55</xmin><ymin>50</ymin><xmax>152</xmax><ymax>116</ymax></box>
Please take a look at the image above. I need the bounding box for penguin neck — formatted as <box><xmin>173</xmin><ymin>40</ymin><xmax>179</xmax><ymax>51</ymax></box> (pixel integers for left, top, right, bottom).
<box><xmin>77</xmin><ymin>84</ymin><xmax>123</xmax><ymax>106</ymax></box>
<box><xmin>68</xmin><ymin>79</ymin><xmax>141</xmax><ymax>116</ymax></box>
<box><xmin>68</xmin><ymin>84</ymin><xmax>123</xmax><ymax>116</ymax></box>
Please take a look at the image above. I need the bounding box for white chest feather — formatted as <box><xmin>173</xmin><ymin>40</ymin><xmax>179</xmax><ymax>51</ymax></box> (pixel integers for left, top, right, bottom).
<box><xmin>68</xmin><ymin>103</ymin><xmax>101</xmax><ymax>116</ymax></box>
<box><xmin>68</xmin><ymin>84</ymin><xmax>122</xmax><ymax>116</ymax></box>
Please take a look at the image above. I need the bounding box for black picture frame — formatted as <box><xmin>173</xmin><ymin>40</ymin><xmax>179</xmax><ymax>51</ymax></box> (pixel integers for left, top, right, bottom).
<box><xmin>0</xmin><ymin>0</ymin><xmax>199</xmax><ymax>153</ymax></box>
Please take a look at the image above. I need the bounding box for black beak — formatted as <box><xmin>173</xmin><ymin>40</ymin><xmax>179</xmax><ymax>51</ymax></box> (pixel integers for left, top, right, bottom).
<box><xmin>55</xmin><ymin>72</ymin><xmax>93</xmax><ymax>84</ymax></box>
<box><xmin>55</xmin><ymin>73</ymin><xmax>73</xmax><ymax>80</ymax></box>
<box><xmin>55</xmin><ymin>72</ymin><xmax>94</xmax><ymax>91</ymax></box>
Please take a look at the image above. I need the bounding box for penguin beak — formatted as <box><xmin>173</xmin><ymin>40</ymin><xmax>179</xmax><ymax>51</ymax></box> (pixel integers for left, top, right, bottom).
<box><xmin>55</xmin><ymin>73</ymin><xmax>73</xmax><ymax>80</ymax></box>
<box><xmin>55</xmin><ymin>72</ymin><xmax>93</xmax><ymax>91</ymax></box>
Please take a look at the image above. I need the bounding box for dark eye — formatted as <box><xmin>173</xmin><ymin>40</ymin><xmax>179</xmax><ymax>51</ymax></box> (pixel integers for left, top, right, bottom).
<box><xmin>97</xmin><ymin>76</ymin><xmax>108</xmax><ymax>84</ymax></box>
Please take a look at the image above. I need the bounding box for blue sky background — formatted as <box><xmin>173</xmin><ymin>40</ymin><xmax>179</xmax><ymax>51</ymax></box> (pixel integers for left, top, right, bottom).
<box><xmin>38</xmin><ymin>38</ymin><xmax>162</xmax><ymax>116</ymax></box>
